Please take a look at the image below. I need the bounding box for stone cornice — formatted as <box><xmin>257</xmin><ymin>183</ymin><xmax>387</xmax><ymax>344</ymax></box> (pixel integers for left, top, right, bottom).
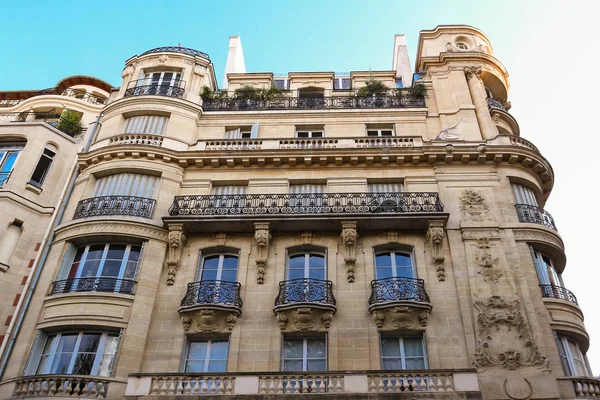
<box><xmin>54</xmin><ymin>219</ymin><xmax>168</xmax><ymax>243</ymax></box>
<box><xmin>77</xmin><ymin>139</ymin><xmax>555</xmax><ymax>194</ymax></box>
<box><xmin>103</xmin><ymin>95</ymin><xmax>202</xmax><ymax>117</ymax></box>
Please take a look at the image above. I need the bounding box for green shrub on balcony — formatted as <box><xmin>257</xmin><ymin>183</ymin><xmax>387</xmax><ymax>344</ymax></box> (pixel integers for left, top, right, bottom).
<box><xmin>234</xmin><ymin>85</ymin><xmax>260</xmax><ymax>100</ymax></box>
<box><xmin>357</xmin><ymin>79</ymin><xmax>389</xmax><ymax>97</ymax></box>
<box><xmin>56</xmin><ymin>110</ymin><xmax>82</xmax><ymax>137</ymax></box>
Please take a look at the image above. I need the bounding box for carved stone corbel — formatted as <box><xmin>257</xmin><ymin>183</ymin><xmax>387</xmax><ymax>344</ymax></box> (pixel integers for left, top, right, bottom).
<box><xmin>276</xmin><ymin>307</ymin><xmax>335</xmax><ymax>332</ymax></box>
<box><xmin>426</xmin><ymin>220</ymin><xmax>446</xmax><ymax>281</ymax></box>
<box><xmin>465</xmin><ymin>66</ymin><xmax>483</xmax><ymax>80</ymax></box>
<box><xmin>166</xmin><ymin>224</ymin><xmax>186</xmax><ymax>285</ymax></box>
<box><xmin>340</xmin><ymin>221</ymin><xmax>358</xmax><ymax>282</ymax></box>
<box><xmin>181</xmin><ymin>310</ymin><xmax>239</xmax><ymax>333</ymax></box>
<box><xmin>371</xmin><ymin>305</ymin><xmax>432</xmax><ymax>331</ymax></box>
<box><xmin>254</xmin><ymin>223</ymin><xmax>271</xmax><ymax>284</ymax></box>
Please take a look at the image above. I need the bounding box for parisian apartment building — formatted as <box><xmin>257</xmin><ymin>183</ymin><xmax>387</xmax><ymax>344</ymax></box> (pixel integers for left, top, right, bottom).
<box><xmin>0</xmin><ymin>25</ymin><xmax>594</xmax><ymax>399</ymax></box>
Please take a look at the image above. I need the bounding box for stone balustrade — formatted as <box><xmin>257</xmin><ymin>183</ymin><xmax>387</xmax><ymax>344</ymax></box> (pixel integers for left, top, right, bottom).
<box><xmin>559</xmin><ymin>377</ymin><xmax>600</xmax><ymax>398</ymax></box>
<box><xmin>12</xmin><ymin>375</ymin><xmax>116</xmax><ymax>398</ymax></box>
<box><xmin>125</xmin><ymin>370</ymin><xmax>480</xmax><ymax>397</ymax></box>
<box><xmin>108</xmin><ymin>134</ymin><xmax>164</xmax><ymax>147</ymax></box>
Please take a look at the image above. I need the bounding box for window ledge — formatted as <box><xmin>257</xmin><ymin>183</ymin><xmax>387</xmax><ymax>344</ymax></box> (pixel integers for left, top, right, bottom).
<box><xmin>26</xmin><ymin>182</ymin><xmax>43</xmax><ymax>194</ymax></box>
<box><xmin>0</xmin><ymin>262</ymin><xmax>9</xmax><ymax>273</ymax></box>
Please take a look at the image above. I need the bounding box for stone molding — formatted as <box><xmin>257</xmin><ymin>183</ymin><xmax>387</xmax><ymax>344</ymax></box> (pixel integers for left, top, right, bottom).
<box><xmin>473</xmin><ymin>296</ymin><xmax>549</xmax><ymax>372</ymax></box>
<box><xmin>461</xmin><ymin>228</ymin><xmax>501</xmax><ymax>241</ymax></box>
<box><xmin>275</xmin><ymin>307</ymin><xmax>335</xmax><ymax>332</ymax></box>
<box><xmin>340</xmin><ymin>221</ymin><xmax>358</xmax><ymax>283</ymax></box>
<box><xmin>165</xmin><ymin>224</ymin><xmax>186</xmax><ymax>285</ymax></box>
<box><xmin>102</xmin><ymin>95</ymin><xmax>202</xmax><ymax>117</ymax></box>
<box><xmin>54</xmin><ymin>220</ymin><xmax>168</xmax><ymax>243</ymax></box>
<box><xmin>513</xmin><ymin>228</ymin><xmax>564</xmax><ymax>251</ymax></box>
<box><xmin>180</xmin><ymin>309</ymin><xmax>239</xmax><ymax>333</ymax></box>
<box><xmin>254</xmin><ymin>223</ymin><xmax>271</xmax><ymax>284</ymax></box>
<box><xmin>370</xmin><ymin>303</ymin><xmax>432</xmax><ymax>331</ymax></box>
<box><xmin>426</xmin><ymin>220</ymin><xmax>446</xmax><ymax>281</ymax></box>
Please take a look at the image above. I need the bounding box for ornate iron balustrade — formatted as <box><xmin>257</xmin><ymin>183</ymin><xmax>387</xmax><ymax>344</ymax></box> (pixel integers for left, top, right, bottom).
<box><xmin>369</xmin><ymin>277</ymin><xmax>430</xmax><ymax>306</ymax></box>
<box><xmin>181</xmin><ymin>280</ymin><xmax>243</xmax><ymax>309</ymax></box>
<box><xmin>140</xmin><ymin>46</ymin><xmax>210</xmax><ymax>60</ymax></box>
<box><xmin>540</xmin><ymin>284</ymin><xmax>578</xmax><ymax>305</ymax></box>
<box><xmin>515</xmin><ymin>204</ymin><xmax>557</xmax><ymax>231</ymax></box>
<box><xmin>73</xmin><ymin>196</ymin><xmax>156</xmax><ymax>219</ymax></box>
<box><xmin>0</xmin><ymin>111</ymin><xmax>84</xmax><ymax>138</ymax></box>
<box><xmin>274</xmin><ymin>278</ymin><xmax>336</xmax><ymax>308</ymax></box>
<box><xmin>124</xmin><ymin>80</ymin><xmax>186</xmax><ymax>99</ymax></box>
<box><xmin>487</xmin><ymin>97</ymin><xmax>508</xmax><ymax>112</ymax></box>
<box><xmin>50</xmin><ymin>277</ymin><xmax>136</xmax><ymax>295</ymax></box>
<box><xmin>0</xmin><ymin>171</ymin><xmax>11</xmax><ymax>187</ymax></box>
<box><xmin>169</xmin><ymin>192</ymin><xmax>443</xmax><ymax>217</ymax></box>
<box><xmin>203</xmin><ymin>94</ymin><xmax>425</xmax><ymax>111</ymax></box>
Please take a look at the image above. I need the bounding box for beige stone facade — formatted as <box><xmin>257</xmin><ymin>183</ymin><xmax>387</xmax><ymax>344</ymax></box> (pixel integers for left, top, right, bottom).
<box><xmin>0</xmin><ymin>26</ymin><xmax>594</xmax><ymax>399</ymax></box>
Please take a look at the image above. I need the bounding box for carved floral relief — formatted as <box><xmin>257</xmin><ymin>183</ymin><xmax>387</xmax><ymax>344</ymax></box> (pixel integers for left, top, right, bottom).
<box><xmin>460</xmin><ymin>190</ymin><xmax>493</xmax><ymax>222</ymax></box>
<box><xmin>475</xmin><ymin>237</ymin><xmax>502</xmax><ymax>284</ymax></box>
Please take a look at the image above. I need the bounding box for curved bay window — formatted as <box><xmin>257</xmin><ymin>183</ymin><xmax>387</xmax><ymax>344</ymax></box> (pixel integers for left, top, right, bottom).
<box><xmin>25</xmin><ymin>331</ymin><xmax>120</xmax><ymax>377</ymax></box>
<box><xmin>555</xmin><ymin>332</ymin><xmax>591</xmax><ymax>377</ymax></box>
<box><xmin>531</xmin><ymin>247</ymin><xmax>577</xmax><ymax>304</ymax></box>
<box><xmin>51</xmin><ymin>243</ymin><xmax>141</xmax><ymax>295</ymax></box>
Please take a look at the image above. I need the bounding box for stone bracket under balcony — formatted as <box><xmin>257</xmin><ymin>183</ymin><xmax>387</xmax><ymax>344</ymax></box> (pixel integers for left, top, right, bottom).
<box><xmin>368</xmin><ymin>277</ymin><xmax>432</xmax><ymax>331</ymax></box>
<box><xmin>178</xmin><ymin>280</ymin><xmax>243</xmax><ymax>333</ymax></box>
<box><xmin>274</xmin><ymin>278</ymin><xmax>336</xmax><ymax>332</ymax></box>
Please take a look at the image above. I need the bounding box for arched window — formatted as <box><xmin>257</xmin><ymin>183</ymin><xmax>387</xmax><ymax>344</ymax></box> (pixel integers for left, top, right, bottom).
<box><xmin>0</xmin><ymin>220</ymin><xmax>23</xmax><ymax>271</ymax></box>
<box><xmin>374</xmin><ymin>250</ymin><xmax>415</xmax><ymax>279</ymax></box>
<box><xmin>197</xmin><ymin>251</ymin><xmax>239</xmax><ymax>282</ymax></box>
<box><xmin>287</xmin><ymin>249</ymin><xmax>326</xmax><ymax>280</ymax></box>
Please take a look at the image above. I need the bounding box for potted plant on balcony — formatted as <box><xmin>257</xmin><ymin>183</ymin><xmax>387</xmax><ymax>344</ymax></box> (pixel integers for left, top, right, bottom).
<box><xmin>200</xmin><ymin>86</ymin><xmax>214</xmax><ymax>100</ymax></box>
<box><xmin>356</xmin><ymin>78</ymin><xmax>389</xmax><ymax>97</ymax></box>
<box><xmin>234</xmin><ymin>85</ymin><xmax>261</xmax><ymax>100</ymax></box>
<box><xmin>56</xmin><ymin>110</ymin><xmax>82</xmax><ymax>137</ymax></box>
<box><xmin>260</xmin><ymin>85</ymin><xmax>287</xmax><ymax>100</ymax></box>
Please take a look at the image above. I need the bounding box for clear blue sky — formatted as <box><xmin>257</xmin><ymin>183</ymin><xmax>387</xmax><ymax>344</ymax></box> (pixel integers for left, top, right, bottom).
<box><xmin>3</xmin><ymin>0</ymin><xmax>599</xmax><ymax>375</ymax></box>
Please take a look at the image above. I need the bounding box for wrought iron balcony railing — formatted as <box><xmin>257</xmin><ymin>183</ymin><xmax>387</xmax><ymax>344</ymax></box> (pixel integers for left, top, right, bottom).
<box><xmin>539</xmin><ymin>284</ymin><xmax>578</xmax><ymax>305</ymax></box>
<box><xmin>180</xmin><ymin>280</ymin><xmax>243</xmax><ymax>310</ymax></box>
<box><xmin>50</xmin><ymin>277</ymin><xmax>136</xmax><ymax>295</ymax></box>
<box><xmin>124</xmin><ymin>80</ymin><xmax>186</xmax><ymax>99</ymax></box>
<box><xmin>0</xmin><ymin>88</ymin><xmax>107</xmax><ymax>108</ymax></box>
<box><xmin>0</xmin><ymin>111</ymin><xmax>85</xmax><ymax>138</ymax></box>
<box><xmin>0</xmin><ymin>171</ymin><xmax>11</xmax><ymax>187</ymax></box>
<box><xmin>73</xmin><ymin>196</ymin><xmax>156</xmax><ymax>219</ymax></box>
<box><xmin>169</xmin><ymin>192</ymin><xmax>443</xmax><ymax>217</ymax></box>
<box><xmin>203</xmin><ymin>94</ymin><xmax>425</xmax><ymax>111</ymax></box>
<box><xmin>140</xmin><ymin>46</ymin><xmax>210</xmax><ymax>60</ymax></box>
<box><xmin>369</xmin><ymin>277</ymin><xmax>430</xmax><ymax>306</ymax></box>
<box><xmin>515</xmin><ymin>204</ymin><xmax>557</xmax><ymax>231</ymax></box>
<box><xmin>274</xmin><ymin>278</ymin><xmax>336</xmax><ymax>309</ymax></box>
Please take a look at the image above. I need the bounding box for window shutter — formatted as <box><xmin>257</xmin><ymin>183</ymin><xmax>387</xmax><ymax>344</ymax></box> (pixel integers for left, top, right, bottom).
<box><xmin>94</xmin><ymin>174</ymin><xmax>159</xmax><ymax>198</ymax></box>
<box><xmin>133</xmin><ymin>242</ymin><xmax>146</xmax><ymax>281</ymax></box>
<box><xmin>212</xmin><ymin>185</ymin><xmax>247</xmax><ymax>195</ymax></box>
<box><xmin>250</xmin><ymin>123</ymin><xmax>259</xmax><ymax>138</ymax></box>
<box><xmin>368</xmin><ymin>182</ymin><xmax>404</xmax><ymax>193</ymax></box>
<box><xmin>124</xmin><ymin>116</ymin><xmax>168</xmax><ymax>135</ymax></box>
<box><xmin>529</xmin><ymin>246</ymin><xmax>550</xmax><ymax>285</ymax></box>
<box><xmin>225</xmin><ymin>129</ymin><xmax>241</xmax><ymax>139</ymax></box>
<box><xmin>512</xmin><ymin>184</ymin><xmax>537</xmax><ymax>206</ymax></box>
<box><xmin>23</xmin><ymin>330</ymin><xmax>47</xmax><ymax>375</ymax></box>
<box><xmin>56</xmin><ymin>243</ymin><xmax>77</xmax><ymax>280</ymax></box>
<box><xmin>289</xmin><ymin>184</ymin><xmax>325</xmax><ymax>194</ymax></box>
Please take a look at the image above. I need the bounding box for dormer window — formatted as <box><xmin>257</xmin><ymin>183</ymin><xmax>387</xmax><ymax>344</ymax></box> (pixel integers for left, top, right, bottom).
<box><xmin>274</xmin><ymin>78</ymin><xmax>289</xmax><ymax>90</ymax></box>
<box><xmin>333</xmin><ymin>76</ymin><xmax>351</xmax><ymax>90</ymax></box>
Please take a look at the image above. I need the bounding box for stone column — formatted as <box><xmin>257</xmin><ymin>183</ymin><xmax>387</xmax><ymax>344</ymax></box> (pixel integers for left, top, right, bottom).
<box><xmin>465</xmin><ymin>67</ymin><xmax>498</xmax><ymax>140</ymax></box>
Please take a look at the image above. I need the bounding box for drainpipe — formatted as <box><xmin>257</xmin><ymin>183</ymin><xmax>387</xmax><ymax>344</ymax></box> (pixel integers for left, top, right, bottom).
<box><xmin>0</xmin><ymin>113</ymin><xmax>102</xmax><ymax>378</ymax></box>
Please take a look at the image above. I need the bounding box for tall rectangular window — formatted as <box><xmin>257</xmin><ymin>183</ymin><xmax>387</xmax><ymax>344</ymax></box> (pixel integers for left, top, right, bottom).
<box><xmin>123</xmin><ymin>115</ymin><xmax>168</xmax><ymax>135</ymax></box>
<box><xmin>289</xmin><ymin>183</ymin><xmax>326</xmax><ymax>208</ymax></box>
<box><xmin>0</xmin><ymin>144</ymin><xmax>23</xmax><ymax>187</ymax></box>
<box><xmin>282</xmin><ymin>336</ymin><xmax>327</xmax><ymax>372</ymax></box>
<box><xmin>555</xmin><ymin>333</ymin><xmax>590</xmax><ymax>377</ymax></box>
<box><xmin>93</xmin><ymin>173</ymin><xmax>158</xmax><ymax>199</ymax></box>
<box><xmin>368</xmin><ymin>182</ymin><xmax>404</xmax><ymax>194</ymax></box>
<box><xmin>29</xmin><ymin>146</ymin><xmax>56</xmax><ymax>187</ymax></box>
<box><xmin>380</xmin><ymin>335</ymin><xmax>427</xmax><ymax>370</ymax></box>
<box><xmin>512</xmin><ymin>183</ymin><xmax>538</xmax><ymax>206</ymax></box>
<box><xmin>183</xmin><ymin>340</ymin><xmax>229</xmax><ymax>373</ymax></box>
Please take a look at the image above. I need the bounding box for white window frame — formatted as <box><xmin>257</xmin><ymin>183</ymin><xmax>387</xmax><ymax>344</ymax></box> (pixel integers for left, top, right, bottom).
<box><xmin>366</xmin><ymin>129</ymin><xmax>394</xmax><ymax>137</ymax></box>
<box><xmin>182</xmin><ymin>339</ymin><xmax>229</xmax><ymax>373</ymax></box>
<box><xmin>380</xmin><ymin>335</ymin><xmax>428</xmax><ymax>370</ymax></box>
<box><xmin>144</xmin><ymin>71</ymin><xmax>182</xmax><ymax>87</ymax></box>
<box><xmin>29</xmin><ymin>146</ymin><xmax>56</xmax><ymax>187</ymax></box>
<box><xmin>196</xmin><ymin>252</ymin><xmax>240</xmax><ymax>282</ymax></box>
<box><xmin>374</xmin><ymin>250</ymin><xmax>416</xmax><ymax>279</ymax></box>
<box><xmin>286</xmin><ymin>251</ymin><xmax>327</xmax><ymax>280</ymax></box>
<box><xmin>555</xmin><ymin>333</ymin><xmax>590</xmax><ymax>377</ymax></box>
<box><xmin>333</xmin><ymin>76</ymin><xmax>351</xmax><ymax>90</ymax></box>
<box><xmin>281</xmin><ymin>335</ymin><xmax>327</xmax><ymax>372</ymax></box>
<box><xmin>70</xmin><ymin>243</ymin><xmax>142</xmax><ymax>281</ymax></box>
<box><xmin>296</xmin><ymin>130</ymin><xmax>324</xmax><ymax>138</ymax></box>
<box><xmin>34</xmin><ymin>331</ymin><xmax>119</xmax><ymax>376</ymax></box>
<box><xmin>274</xmin><ymin>78</ymin><xmax>289</xmax><ymax>90</ymax></box>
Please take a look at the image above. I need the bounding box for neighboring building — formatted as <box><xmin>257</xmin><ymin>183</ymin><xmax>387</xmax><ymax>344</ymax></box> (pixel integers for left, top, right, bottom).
<box><xmin>0</xmin><ymin>76</ymin><xmax>111</xmax><ymax>355</ymax></box>
<box><xmin>0</xmin><ymin>26</ymin><xmax>594</xmax><ymax>399</ymax></box>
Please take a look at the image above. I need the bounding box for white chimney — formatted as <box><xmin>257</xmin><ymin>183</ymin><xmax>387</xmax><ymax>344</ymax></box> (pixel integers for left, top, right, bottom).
<box><xmin>392</xmin><ymin>34</ymin><xmax>413</xmax><ymax>87</ymax></box>
<box><xmin>222</xmin><ymin>36</ymin><xmax>246</xmax><ymax>89</ymax></box>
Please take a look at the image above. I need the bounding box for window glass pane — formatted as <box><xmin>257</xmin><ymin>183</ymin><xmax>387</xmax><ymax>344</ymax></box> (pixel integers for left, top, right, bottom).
<box><xmin>72</xmin><ymin>353</ymin><xmax>95</xmax><ymax>375</ymax></box>
<box><xmin>188</xmin><ymin>342</ymin><xmax>208</xmax><ymax>360</ymax></box>
<box><xmin>97</xmin><ymin>335</ymin><xmax>119</xmax><ymax>376</ymax></box>
<box><xmin>185</xmin><ymin>361</ymin><xmax>205</xmax><ymax>373</ymax></box>
<box><xmin>382</xmin><ymin>359</ymin><xmax>402</xmax><ymax>370</ymax></box>
<box><xmin>381</xmin><ymin>131</ymin><xmax>393</xmax><ymax>136</ymax></box>
<box><xmin>128</xmin><ymin>246</ymin><xmax>141</xmax><ymax>261</ymax></box>
<box><xmin>367</xmin><ymin>131</ymin><xmax>378</xmax><ymax>137</ymax></box>
<box><xmin>50</xmin><ymin>354</ymin><xmax>73</xmax><ymax>374</ymax></box>
<box><xmin>283</xmin><ymin>360</ymin><xmax>303</xmax><ymax>371</ymax></box>
<box><xmin>381</xmin><ymin>338</ymin><xmax>401</xmax><ymax>357</ymax></box>
<box><xmin>210</xmin><ymin>341</ymin><xmax>229</xmax><ymax>360</ymax></box>
<box><xmin>307</xmin><ymin>360</ymin><xmax>326</xmax><ymax>371</ymax></box>
<box><xmin>56</xmin><ymin>334</ymin><xmax>78</xmax><ymax>353</ymax></box>
<box><xmin>203</xmin><ymin>256</ymin><xmax>220</xmax><ymax>270</ymax></box>
<box><xmin>106</xmin><ymin>245</ymin><xmax>127</xmax><ymax>259</ymax></box>
<box><xmin>100</xmin><ymin>260</ymin><xmax>122</xmax><ymax>277</ymax></box>
<box><xmin>376</xmin><ymin>267</ymin><xmax>393</xmax><ymax>279</ymax></box>
<box><xmin>222</xmin><ymin>256</ymin><xmax>239</xmax><ymax>270</ymax></box>
<box><xmin>207</xmin><ymin>360</ymin><xmax>227</xmax><ymax>372</ymax></box>
<box><xmin>220</xmin><ymin>270</ymin><xmax>237</xmax><ymax>282</ymax></box>
<box><xmin>405</xmin><ymin>358</ymin><xmax>426</xmax><ymax>369</ymax></box>
<box><xmin>30</xmin><ymin>155</ymin><xmax>53</xmax><ymax>185</ymax></box>
<box><xmin>307</xmin><ymin>339</ymin><xmax>326</xmax><ymax>358</ymax></box>
<box><xmin>376</xmin><ymin>253</ymin><xmax>392</xmax><ymax>267</ymax></box>
<box><xmin>288</xmin><ymin>268</ymin><xmax>305</xmax><ymax>280</ymax></box>
<box><xmin>78</xmin><ymin>334</ymin><xmax>101</xmax><ymax>353</ymax></box>
<box><xmin>403</xmin><ymin>338</ymin><xmax>424</xmax><ymax>357</ymax></box>
<box><xmin>311</xmin><ymin>132</ymin><xmax>323</xmax><ymax>138</ymax></box>
<box><xmin>308</xmin><ymin>255</ymin><xmax>325</xmax><ymax>270</ymax></box>
<box><xmin>396</xmin><ymin>267</ymin><xmax>414</xmax><ymax>278</ymax></box>
<box><xmin>394</xmin><ymin>253</ymin><xmax>412</xmax><ymax>267</ymax></box>
<box><xmin>297</xmin><ymin>132</ymin><xmax>309</xmax><ymax>138</ymax></box>
<box><xmin>284</xmin><ymin>340</ymin><xmax>303</xmax><ymax>359</ymax></box>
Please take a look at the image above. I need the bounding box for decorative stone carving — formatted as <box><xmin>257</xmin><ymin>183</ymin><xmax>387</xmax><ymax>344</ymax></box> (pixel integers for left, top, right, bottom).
<box><xmin>298</xmin><ymin>232</ymin><xmax>315</xmax><ymax>245</ymax></box>
<box><xmin>341</xmin><ymin>221</ymin><xmax>358</xmax><ymax>283</ymax></box>
<box><xmin>158</xmin><ymin>55</ymin><xmax>169</xmax><ymax>64</ymax></box>
<box><xmin>166</xmin><ymin>224</ymin><xmax>186</xmax><ymax>285</ymax></box>
<box><xmin>181</xmin><ymin>310</ymin><xmax>238</xmax><ymax>333</ymax></box>
<box><xmin>383</xmin><ymin>231</ymin><xmax>403</xmax><ymax>243</ymax></box>
<box><xmin>461</xmin><ymin>228</ymin><xmax>501</xmax><ymax>241</ymax></box>
<box><xmin>54</xmin><ymin>221</ymin><xmax>168</xmax><ymax>243</ymax></box>
<box><xmin>276</xmin><ymin>307</ymin><xmax>334</xmax><ymax>332</ymax></box>
<box><xmin>473</xmin><ymin>296</ymin><xmax>549</xmax><ymax>372</ymax></box>
<box><xmin>254</xmin><ymin>223</ymin><xmax>271</xmax><ymax>284</ymax></box>
<box><xmin>465</xmin><ymin>66</ymin><xmax>483</xmax><ymax>80</ymax></box>
<box><xmin>513</xmin><ymin>229</ymin><xmax>564</xmax><ymax>251</ymax></box>
<box><xmin>436</xmin><ymin>120</ymin><xmax>462</xmax><ymax>140</ymax></box>
<box><xmin>426</xmin><ymin>220</ymin><xmax>446</xmax><ymax>281</ymax></box>
<box><xmin>460</xmin><ymin>190</ymin><xmax>493</xmax><ymax>222</ymax></box>
<box><xmin>212</xmin><ymin>233</ymin><xmax>230</xmax><ymax>246</ymax></box>
<box><xmin>122</xmin><ymin>65</ymin><xmax>135</xmax><ymax>79</ymax></box>
<box><xmin>371</xmin><ymin>305</ymin><xmax>431</xmax><ymax>331</ymax></box>
<box><xmin>475</xmin><ymin>237</ymin><xmax>502</xmax><ymax>284</ymax></box>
